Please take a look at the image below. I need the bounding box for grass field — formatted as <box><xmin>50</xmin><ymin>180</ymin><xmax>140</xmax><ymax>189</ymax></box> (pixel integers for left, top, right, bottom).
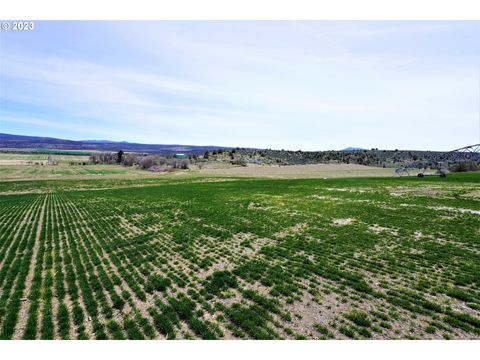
<box><xmin>196</xmin><ymin>163</ymin><xmax>395</xmax><ymax>178</ymax></box>
<box><xmin>0</xmin><ymin>162</ymin><xmax>394</xmax><ymax>182</ymax></box>
<box><xmin>0</xmin><ymin>170</ymin><xmax>479</xmax><ymax>340</ymax></box>
<box><xmin>0</xmin><ymin>164</ymin><xmax>160</xmax><ymax>182</ymax></box>
<box><xmin>0</xmin><ymin>152</ymin><xmax>91</xmax><ymax>165</ymax></box>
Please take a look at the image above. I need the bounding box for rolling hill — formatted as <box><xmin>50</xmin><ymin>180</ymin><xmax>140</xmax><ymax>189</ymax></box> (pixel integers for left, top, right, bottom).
<box><xmin>0</xmin><ymin>133</ymin><xmax>236</xmax><ymax>155</ymax></box>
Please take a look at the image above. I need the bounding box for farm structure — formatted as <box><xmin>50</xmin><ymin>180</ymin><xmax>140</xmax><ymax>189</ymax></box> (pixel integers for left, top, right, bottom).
<box><xmin>395</xmin><ymin>144</ymin><xmax>480</xmax><ymax>177</ymax></box>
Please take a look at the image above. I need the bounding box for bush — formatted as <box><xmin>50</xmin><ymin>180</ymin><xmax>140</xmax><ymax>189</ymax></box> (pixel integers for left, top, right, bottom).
<box><xmin>449</xmin><ymin>161</ymin><xmax>479</xmax><ymax>172</ymax></box>
<box><xmin>232</xmin><ymin>159</ymin><xmax>247</xmax><ymax>167</ymax></box>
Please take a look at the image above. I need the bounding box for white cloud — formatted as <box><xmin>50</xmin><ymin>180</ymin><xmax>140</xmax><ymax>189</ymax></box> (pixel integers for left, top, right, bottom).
<box><xmin>1</xmin><ymin>21</ymin><xmax>479</xmax><ymax>150</ymax></box>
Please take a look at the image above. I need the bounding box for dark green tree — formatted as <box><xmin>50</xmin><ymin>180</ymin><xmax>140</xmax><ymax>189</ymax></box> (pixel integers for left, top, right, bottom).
<box><xmin>117</xmin><ymin>150</ymin><xmax>124</xmax><ymax>163</ymax></box>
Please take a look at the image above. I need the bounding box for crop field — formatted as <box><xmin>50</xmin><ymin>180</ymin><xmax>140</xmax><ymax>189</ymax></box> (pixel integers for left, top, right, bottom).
<box><xmin>0</xmin><ymin>162</ymin><xmax>396</xmax><ymax>183</ymax></box>
<box><xmin>196</xmin><ymin>163</ymin><xmax>395</xmax><ymax>179</ymax></box>
<box><xmin>0</xmin><ymin>172</ymin><xmax>479</xmax><ymax>340</ymax></box>
<box><xmin>0</xmin><ymin>152</ymin><xmax>91</xmax><ymax>164</ymax></box>
<box><xmin>0</xmin><ymin>164</ymin><xmax>159</xmax><ymax>182</ymax></box>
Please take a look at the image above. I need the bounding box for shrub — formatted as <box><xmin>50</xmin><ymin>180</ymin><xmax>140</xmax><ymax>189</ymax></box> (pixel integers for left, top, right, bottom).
<box><xmin>449</xmin><ymin>161</ymin><xmax>479</xmax><ymax>172</ymax></box>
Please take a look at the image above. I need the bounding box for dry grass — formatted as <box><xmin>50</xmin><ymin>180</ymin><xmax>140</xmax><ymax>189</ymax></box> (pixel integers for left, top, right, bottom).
<box><xmin>0</xmin><ymin>160</ymin><xmax>48</xmax><ymax>165</ymax></box>
<box><xmin>194</xmin><ymin>163</ymin><xmax>394</xmax><ymax>179</ymax></box>
<box><xmin>0</xmin><ymin>162</ymin><xmax>394</xmax><ymax>183</ymax></box>
<box><xmin>0</xmin><ymin>164</ymin><xmax>165</xmax><ymax>181</ymax></box>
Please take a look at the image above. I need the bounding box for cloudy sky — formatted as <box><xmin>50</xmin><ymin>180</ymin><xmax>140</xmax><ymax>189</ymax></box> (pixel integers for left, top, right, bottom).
<box><xmin>1</xmin><ymin>21</ymin><xmax>479</xmax><ymax>150</ymax></box>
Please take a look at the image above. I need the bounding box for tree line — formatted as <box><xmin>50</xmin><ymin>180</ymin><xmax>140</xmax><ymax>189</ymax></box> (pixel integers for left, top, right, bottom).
<box><xmin>90</xmin><ymin>151</ymin><xmax>189</xmax><ymax>170</ymax></box>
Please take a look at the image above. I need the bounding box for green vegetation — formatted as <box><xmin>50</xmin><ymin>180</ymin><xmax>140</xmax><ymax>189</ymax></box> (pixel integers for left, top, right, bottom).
<box><xmin>345</xmin><ymin>311</ymin><xmax>371</xmax><ymax>328</ymax></box>
<box><xmin>199</xmin><ymin>147</ymin><xmax>469</xmax><ymax>168</ymax></box>
<box><xmin>0</xmin><ymin>171</ymin><xmax>479</xmax><ymax>339</ymax></box>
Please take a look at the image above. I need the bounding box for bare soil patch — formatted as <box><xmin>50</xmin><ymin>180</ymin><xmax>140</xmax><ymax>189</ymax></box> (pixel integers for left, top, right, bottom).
<box><xmin>333</xmin><ymin>218</ymin><xmax>355</xmax><ymax>226</ymax></box>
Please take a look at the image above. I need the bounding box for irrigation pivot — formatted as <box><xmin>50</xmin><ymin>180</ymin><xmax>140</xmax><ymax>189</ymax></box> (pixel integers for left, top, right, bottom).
<box><xmin>395</xmin><ymin>143</ymin><xmax>480</xmax><ymax>177</ymax></box>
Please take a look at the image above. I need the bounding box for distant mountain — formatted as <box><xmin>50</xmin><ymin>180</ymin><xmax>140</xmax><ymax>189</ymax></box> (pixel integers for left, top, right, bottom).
<box><xmin>0</xmin><ymin>133</ymin><xmax>244</xmax><ymax>155</ymax></box>
<box><xmin>341</xmin><ymin>147</ymin><xmax>365</xmax><ymax>151</ymax></box>
<box><xmin>81</xmin><ymin>139</ymin><xmax>121</xmax><ymax>143</ymax></box>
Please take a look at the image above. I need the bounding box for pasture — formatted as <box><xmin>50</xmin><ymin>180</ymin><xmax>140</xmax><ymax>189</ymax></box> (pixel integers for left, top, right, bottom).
<box><xmin>195</xmin><ymin>163</ymin><xmax>394</xmax><ymax>179</ymax></box>
<box><xmin>0</xmin><ymin>172</ymin><xmax>479</xmax><ymax>339</ymax></box>
<box><xmin>0</xmin><ymin>151</ymin><xmax>91</xmax><ymax>165</ymax></box>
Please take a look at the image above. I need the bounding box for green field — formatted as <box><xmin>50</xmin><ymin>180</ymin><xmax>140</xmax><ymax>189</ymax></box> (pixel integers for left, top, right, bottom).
<box><xmin>0</xmin><ymin>151</ymin><xmax>91</xmax><ymax>164</ymax></box>
<box><xmin>0</xmin><ymin>172</ymin><xmax>479</xmax><ymax>339</ymax></box>
<box><xmin>0</xmin><ymin>164</ymin><xmax>158</xmax><ymax>182</ymax></box>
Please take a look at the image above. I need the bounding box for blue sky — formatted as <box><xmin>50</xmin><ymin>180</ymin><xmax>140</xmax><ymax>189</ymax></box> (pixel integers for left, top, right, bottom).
<box><xmin>1</xmin><ymin>21</ymin><xmax>479</xmax><ymax>150</ymax></box>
